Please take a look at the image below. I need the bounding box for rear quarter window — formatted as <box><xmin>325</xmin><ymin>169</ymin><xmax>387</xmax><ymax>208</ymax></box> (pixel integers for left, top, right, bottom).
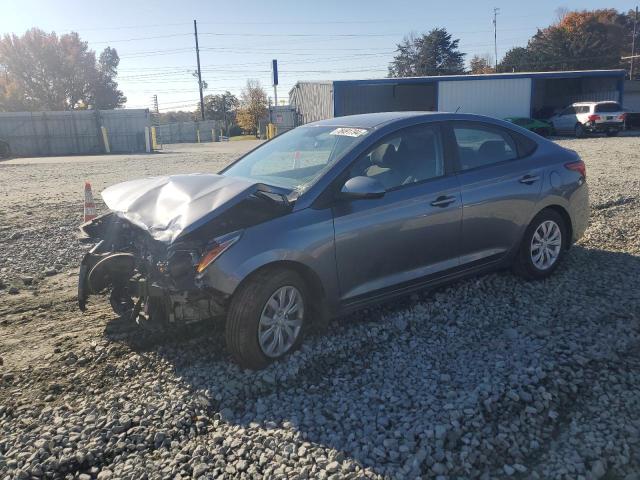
<box><xmin>511</xmin><ymin>130</ymin><xmax>538</xmax><ymax>158</ymax></box>
<box><xmin>595</xmin><ymin>103</ymin><xmax>622</xmax><ymax>113</ymax></box>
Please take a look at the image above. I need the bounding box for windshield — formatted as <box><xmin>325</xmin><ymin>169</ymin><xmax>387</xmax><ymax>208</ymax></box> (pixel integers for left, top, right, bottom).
<box><xmin>222</xmin><ymin>125</ymin><xmax>369</xmax><ymax>190</ymax></box>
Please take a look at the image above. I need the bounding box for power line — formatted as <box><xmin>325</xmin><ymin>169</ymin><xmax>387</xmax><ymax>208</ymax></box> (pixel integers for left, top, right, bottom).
<box><xmin>91</xmin><ymin>33</ymin><xmax>192</xmax><ymax>45</ymax></box>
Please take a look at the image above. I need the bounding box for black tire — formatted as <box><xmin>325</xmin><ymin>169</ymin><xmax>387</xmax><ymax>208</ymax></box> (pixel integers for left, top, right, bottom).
<box><xmin>513</xmin><ymin>209</ymin><xmax>568</xmax><ymax>280</ymax></box>
<box><xmin>574</xmin><ymin>123</ymin><xmax>585</xmax><ymax>138</ymax></box>
<box><xmin>606</xmin><ymin>130</ymin><xmax>619</xmax><ymax>137</ymax></box>
<box><xmin>226</xmin><ymin>268</ymin><xmax>309</xmax><ymax>369</ymax></box>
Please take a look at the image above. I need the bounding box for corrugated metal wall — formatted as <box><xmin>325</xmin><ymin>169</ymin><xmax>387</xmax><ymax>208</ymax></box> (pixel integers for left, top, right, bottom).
<box><xmin>270</xmin><ymin>105</ymin><xmax>297</xmax><ymax>133</ymax></box>
<box><xmin>101</xmin><ymin>110</ymin><xmax>151</xmax><ymax>153</ymax></box>
<box><xmin>438</xmin><ymin>78</ymin><xmax>532</xmax><ymax>118</ymax></box>
<box><xmin>0</xmin><ymin>109</ymin><xmax>150</xmax><ymax>156</ymax></box>
<box><xmin>624</xmin><ymin>80</ymin><xmax>640</xmax><ymax>113</ymax></box>
<box><xmin>291</xmin><ymin>73</ymin><xmax>625</xmax><ymax>123</ymax></box>
<box><xmin>155</xmin><ymin>120</ymin><xmax>217</xmax><ymax>144</ymax></box>
<box><xmin>289</xmin><ymin>82</ymin><xmax>333</xmax><ymax>124</ymax></box>
<box><xmin>335</xmin><ymin>83</ymin><xmax>437</xmax><ymax>117</ymax></box>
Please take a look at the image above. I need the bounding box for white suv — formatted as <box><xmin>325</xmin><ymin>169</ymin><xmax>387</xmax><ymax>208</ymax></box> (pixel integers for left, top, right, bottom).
<box><xmin>550</xmin><ymin>101</ymin><xmax>626</xmax><ymax>137</ymax></box>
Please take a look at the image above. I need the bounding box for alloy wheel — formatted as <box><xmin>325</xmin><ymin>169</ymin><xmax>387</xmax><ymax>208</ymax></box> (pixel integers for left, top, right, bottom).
<box><xmin>258</xmin><ymin>285</ymin><xmax>304</xmax><ymax>358</ymax></box>
<box><xmin>530</xmin><ymin>220</ymin><xmax>562</xmax><ymax>270</ymax></box>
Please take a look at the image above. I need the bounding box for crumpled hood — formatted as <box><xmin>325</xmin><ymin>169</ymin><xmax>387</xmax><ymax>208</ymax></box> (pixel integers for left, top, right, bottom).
<box><xmin>102</xmin><ymin>173</ymin><xmax>259</xmax><ymax>243</ymax></box>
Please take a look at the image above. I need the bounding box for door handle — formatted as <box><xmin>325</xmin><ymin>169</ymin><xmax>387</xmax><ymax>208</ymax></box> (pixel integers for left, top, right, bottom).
<box><xmin>519</xmin><ymin>174</ymin><xmax>540</xmax><ymax>185</ymax></box>
<box><xmin>430</xmin><ymin>195</ymin><xmax>456</xmax><ymax>207</ymax></box>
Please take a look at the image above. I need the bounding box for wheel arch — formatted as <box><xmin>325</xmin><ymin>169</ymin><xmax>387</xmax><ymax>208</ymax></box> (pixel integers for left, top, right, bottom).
<box><xmin>231</xmin><ymin>260</ymin><xmax>330</xmax><ymax>331</ymax></box>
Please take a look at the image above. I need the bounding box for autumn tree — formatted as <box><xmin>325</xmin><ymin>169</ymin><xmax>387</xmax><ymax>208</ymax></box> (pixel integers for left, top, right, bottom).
<box><xmin>237</xmin><ymin>80</ymin><xmax>268</xmax><ymax>137</ymax></box>
<box><xmin>469</xmin><ymin>54</ymin><xmax>494</xmax><ymax>74</ymax></box>
<box><xmin>0</xmin><ymin>28</ymin><xmax>125</xmax><ymax>111</ymax></box>
<box><xmin>499</xmin><ymin>9</ymin><xmax>631</xmax><ymax>73</ymax></box>
<box><xmin>388</xmin><ymin>28</ymin><xmax>465</xmax><ymax>77</ymax></box>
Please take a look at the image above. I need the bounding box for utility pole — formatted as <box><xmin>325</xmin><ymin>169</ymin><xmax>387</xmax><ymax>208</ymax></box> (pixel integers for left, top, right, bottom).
<box><xmin>152</xmin><ymin>94</ymin><xmax>159</xmax><ymax>114</ymax></box>
<box><xmin>631</xmin><ymin>6</ymin><xmax>638</xmax><ymax>80</ymax></box>
<box><xmin>194</xmin><ymin>19</ymin><xmax>205</xmax><ymax>121</ymax></box>
<box><xmin>222</xmin><ymin>93</ymin><xmax>227</xmax><ymax>136</ymax></box>
<box><xmin>493</xmin><ymin>7</ymin><xmax>500</xmax><ymax>71</ymax></box>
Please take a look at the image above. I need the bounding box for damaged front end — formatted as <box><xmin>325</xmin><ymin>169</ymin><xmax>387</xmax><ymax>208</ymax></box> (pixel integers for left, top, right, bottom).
<box><xmin>78</xmin><ymin>173</ymin><xmax>291</xmax><ymax>330</ymax></box>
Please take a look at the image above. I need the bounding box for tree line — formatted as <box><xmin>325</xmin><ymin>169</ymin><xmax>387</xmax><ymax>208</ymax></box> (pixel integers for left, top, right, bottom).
<box><xmin>389</xmin><ymin>8</ymin><xmax>640</xmax><ymax>78</ymax></box>
<box><xmin>1</xmin><ymin>8</ymin><xmax>637</xmax><ymax>126</ymax></box>
<box><xmin>159</xmin><ymin>79</ymin><xmax>268</xmax><ymax>137</ymax></box>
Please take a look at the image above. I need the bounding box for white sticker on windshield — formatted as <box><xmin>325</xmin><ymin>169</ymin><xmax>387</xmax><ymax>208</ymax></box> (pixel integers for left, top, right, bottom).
<box><xmin>329</xmin><ymin>127</ymin><xmax>367</xmax><ymax>137</ymax></box>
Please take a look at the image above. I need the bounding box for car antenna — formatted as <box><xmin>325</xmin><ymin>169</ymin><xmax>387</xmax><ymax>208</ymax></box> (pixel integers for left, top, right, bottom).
<box><xmin>455</xmin><ymin>106</ymin><xmax>461</xmax><ymax>113</ymax></box>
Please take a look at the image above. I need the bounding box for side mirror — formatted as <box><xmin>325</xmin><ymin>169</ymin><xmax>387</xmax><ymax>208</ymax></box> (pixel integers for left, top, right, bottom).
<box><xmin>339</xmin><ymin>176</ymin><xmax>385</xmax><ymax>200</ymax></box>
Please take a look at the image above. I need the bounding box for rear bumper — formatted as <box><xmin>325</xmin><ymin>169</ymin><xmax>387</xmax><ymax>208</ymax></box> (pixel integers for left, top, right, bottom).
<box><xmin>569</xmin><ymin>182</ymin><xmax>590</xmax><ymax>243</ymax></box>
<box><xmin>586</xmin><ymin>122</ymin><xmax>624</xmax><ymax>132</ymax></box>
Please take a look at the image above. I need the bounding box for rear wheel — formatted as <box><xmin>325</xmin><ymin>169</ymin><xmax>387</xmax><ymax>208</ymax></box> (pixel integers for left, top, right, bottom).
<box><xmin>514</xmin><ymin>210</ymin><xmax>567</xmax><ymax>280</ymax></box>
<box><xmin>574</xmin><ymin>123</ymin><xmax>585</xmax><ymax>138</ymax></box>
<box><xmin>606</xmin><ymin>130</ymin><xmax>619</xmax><ymax>137</ymax></box>
<box><xmin>226</xmin><ymin>268</ymin><xmax>309</xmax><ymax>369</ymax></box>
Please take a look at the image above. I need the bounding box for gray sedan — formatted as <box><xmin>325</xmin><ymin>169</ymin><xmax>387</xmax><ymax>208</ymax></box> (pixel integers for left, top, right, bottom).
<box><xmin>78</xmin><ymin>112</ymin><xmax>589</xmax><ymax>369</ymax></box>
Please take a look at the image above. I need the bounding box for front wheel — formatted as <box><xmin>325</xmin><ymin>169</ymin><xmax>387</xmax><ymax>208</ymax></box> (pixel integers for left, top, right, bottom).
<box><xmin>514</xmin><ymin>210</ymin><xmax>567</xmax><ymax>280</ymax></box>
<box><xmin>226</xmin><ymin>268</ymin><xmax>308</xmax><ymax>369</ymax></box>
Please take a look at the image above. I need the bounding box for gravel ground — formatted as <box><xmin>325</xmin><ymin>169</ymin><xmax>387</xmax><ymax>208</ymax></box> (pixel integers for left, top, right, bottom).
<box><xmin>0</xmin><ymin>136</ymin><xmax>639</xmax><ymax>479</ymax></box>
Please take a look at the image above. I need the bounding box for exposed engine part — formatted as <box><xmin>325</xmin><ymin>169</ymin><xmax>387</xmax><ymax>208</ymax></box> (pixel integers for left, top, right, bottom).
<box><xmin>109</xmin><ymin>287</ymin><xmax>135</xmax><ymax>318</ymax></box>
<box><xmin>172</xmin><ymin>294</ymin><xmax>226</xmax><ymax>324</ymax></box>
<box><xmin>77</xmin><ymin>180</ymin><xmax>264</xmax><ymax>326</ymax></box>
<box><xmin>87</xmin><ymin>253</ymin><xmax>135</xmax><ymax>293</ymax></box>
<box><xmin>135</xmin><ymin>296</ymin><xmax>170</xmax><ymax>332</ymax></box>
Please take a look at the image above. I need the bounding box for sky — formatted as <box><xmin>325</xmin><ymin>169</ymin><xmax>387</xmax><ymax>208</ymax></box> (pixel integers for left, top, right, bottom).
<box><xmin>0</xmin><ymin>0</ymin><xmax>634</xmax><ymax>112</ymax></box>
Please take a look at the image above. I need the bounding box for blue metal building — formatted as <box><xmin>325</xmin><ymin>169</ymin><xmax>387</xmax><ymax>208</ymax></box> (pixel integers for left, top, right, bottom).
<box><xmin>289</xmin><ymin>70</ymin><xmax>626</xmax><ymax>124</ymax></box>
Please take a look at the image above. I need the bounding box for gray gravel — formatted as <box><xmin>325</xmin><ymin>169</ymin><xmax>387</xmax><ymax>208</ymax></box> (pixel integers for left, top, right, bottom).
<box><xmin>1</xmin><ymin>137</ymin><xmax>639</xmax><ymax>479</ymax></box>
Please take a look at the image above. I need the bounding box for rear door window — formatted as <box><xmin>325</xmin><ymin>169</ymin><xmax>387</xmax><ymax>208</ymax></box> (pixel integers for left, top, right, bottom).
<box><xmin>452</xmin><ymin>125</ymin><xmax>518</xmax><ymax>171</ymax></box>
<box><xmin>595</xmin><ymin>103</ymin><xmax>622</xmax><ymax>113</ymax></box>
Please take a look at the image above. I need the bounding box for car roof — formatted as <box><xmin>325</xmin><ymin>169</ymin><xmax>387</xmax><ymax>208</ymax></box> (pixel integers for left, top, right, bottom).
<box><xmin>304</xmin><ymin>111</ymin><xmax>507</xmax><ymax>129</ymax></box>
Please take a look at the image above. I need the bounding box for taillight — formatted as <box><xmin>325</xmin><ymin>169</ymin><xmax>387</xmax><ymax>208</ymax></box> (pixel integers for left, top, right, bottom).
<box><xmin>565</xmin><ymin>160</ymin><xmax>586</xmax><ymax>179</ymax></box>
<box><xmin>618</xmin><ymin>113</ymin><xmax>626</xmax><ymax>121</ymax></box>
<box><xmin>587</xmin><ymin>114</ymin><xmax>600</xmax><ymax>122</ymax></box>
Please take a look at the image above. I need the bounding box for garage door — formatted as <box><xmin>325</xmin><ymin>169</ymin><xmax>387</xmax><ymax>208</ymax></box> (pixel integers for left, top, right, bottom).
<box><xmin>438</xmin><ymin>78</ymin><xmax>532</xmax><ymax>119</ymax></box>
